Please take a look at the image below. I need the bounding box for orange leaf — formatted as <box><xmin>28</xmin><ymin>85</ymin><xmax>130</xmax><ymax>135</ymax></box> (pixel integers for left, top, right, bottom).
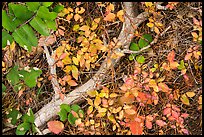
<box><xmin>154</xmin><ymin>27</ymin><xmax>160</xmax><ymax>34</ymax></box>
<box><xmin>74</xmin><ymin>14</ymin><xmax>81</xmax><ymax>21</ymax></box>
<box><xmin>67</xmin><ymin>80</ymin><xmax>78</xmax><ymax>86</ymax></box>
<box><xmin>145</xmin><ymin>120</ymin><xmax>152</xmax><ymax>129</ymax></box>
<box><xmin>59</xmin><ymin>92</ymin><xmax>64</xmax><ymax>101</ymax></box>
<box><xmin>116</xmin><ymin>10</ymin><xmax>124</xmax><ymax>22</ymax></box>
<box><xmin>104</xmin><ymin>13</ymin><xmax>115</xmax><ymax>22</ymax></box>
<box><xmin>47</xmin><ymin>120</ymin><xmax>64</xmax><ymax>134</ymax></box>
<box><xmin>128</xmin><ymin>121</ymin><xmax>143</xmax><ymax>135</ymax></box>
<box><xmin>172</xmin><ymin>110</ymin><xmax>179</xmax><ymax>119</ymax></box>
<box><xmin>125</xmin><ymin>108</ymin><xmax>136</xmax><ymax>115</ymax></box>
<box><xmin>184</xmin><ymin>53</ymin><xmax>192</xmax><ymax>61</ymax></box>
<box><xmin>106</xmin><ymin>3</ymin><xmax>114</xmax><ymax>12</ymax></box>
<box><xmin>79</xmin><ymin>25</ymin><xmax>89</xmax><ymax>32</ymax></box>
<box><xmin>167</xmin><ymin>50</ymin><xmax>175</xmax><ymax>63</ymax></box>
<box><xmin>170</xmin><ymin>61</ymin><xmax>179</xmax><ymax>70</ymax></box>
<box><xmin>94</xmin><ymin>96</ymin><xmax>101</xmax><ymax>107</ymax></box>
<box><xmin>87</xmin><ymin>106</ymin><xmax>93</xmax><ymax>115</ymax></box>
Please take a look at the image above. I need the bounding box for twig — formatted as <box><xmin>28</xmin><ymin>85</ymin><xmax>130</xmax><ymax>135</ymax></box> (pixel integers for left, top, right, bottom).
<box><xmin>188</xmin><ymin>60</ymin><xmax>198</xmax><ymax>84</ymax></box>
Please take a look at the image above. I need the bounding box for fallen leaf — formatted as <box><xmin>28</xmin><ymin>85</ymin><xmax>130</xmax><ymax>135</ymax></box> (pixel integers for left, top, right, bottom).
<box><xmin>94</xmin><ymin>96</ymin><xmax>101</xmax><ymax>107</ymax></box>
<box><xmin>180</xmin><ymin>94</ymin><xmax>190</xmax><ymax>105</ymax></box>
<box><xmin>156</xmin><ymin>120</ymin><xmax>167</xmax><ymax>127</ymax></box>
<box><xmin>184</xmin><ymin>53</ymin><xmax>192</xmax><ymax>61</ymax></box>
<box><xmin>186</xmin><ymin>92</ymin><xmax>195</xmax><ymax>97</ymax></box>
<box><xmin>172</xmin><ymin>110</ymin><xmax>179</xmax><ymax>119</ymax></box>
<box><xmin>147</xmin><ymin>22</ymin><xmax>154</xmax><ymax>28</ymax></box>
<box><xmin>67</xmin><ymin>80</ymin><xmax>78</xmax><ymax>86</ymax></box>
<box><xmin>104</xmin><ymin>13</ymin><xmax>116</xmax><ymax>22</ymax></box>
<box><xmin>181</xmin><ymin>113</ymin><xmax>189</xmax><ymax>119</ymax></box>
<box><xmin>47</xmin><ymin>120</ymin><xmax>64</xmax><ymax>134</ymax></box>
<box><xmin>74</xmin><ymin>14</ymin><xmax>81</xmax><ymax>21</ymax></box>
<box><xmin>128</xmin><ymin>121</ymin><xmax>143</xmax><ymax>135</ymax></box>
<box><xmin>125</xmin><ymin>108</ymin><xmax>136</xmax><ymax>115</ymax></box>
<box><xmin>145</xmin><ymin>120</ymin><xmax>152</xmax><ymax>129</ymax></box>
<box><xmin>87</xmin><ymin>106</ymin><xmax>93</xmax><ymax>115</ymax></box>
<box><xmin>167</xmin><ymin>50</ymin><xmax>175</xmax><ymax>63</ymax></box>
<box><xmin>158</xmin><ymin>82</ymin><xmax>170</xmax><ymax>93</ymax></box>
<box><xmin>163</xmin><ymin>107</ymin><xmax>171</xmax><ymax>116</ymax></box>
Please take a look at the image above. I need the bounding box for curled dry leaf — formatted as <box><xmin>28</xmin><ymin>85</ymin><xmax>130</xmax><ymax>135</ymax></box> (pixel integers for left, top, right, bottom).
<box><xmin>47</xmin><ymin>120</ymin><xmax>64</xmax><ymax>134</ymax></box>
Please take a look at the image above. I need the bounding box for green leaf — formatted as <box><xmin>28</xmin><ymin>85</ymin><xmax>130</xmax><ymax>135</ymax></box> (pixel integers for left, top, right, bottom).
<box><xmin>138</xmin><ymin>34</ymin><xmax>153</xmax><ymax>48</ymax></box>
<box><xmin>128</xmin><ymin>54</ymin><xmax>136</xmax><ymax>61</ymax></box>
<box><xmin>6</xmin><ymin>65</ymin><xmax>19</xmax><ymax>86</ymax></box>
<box><xmin>31</xmin><ymin>123</ymin><xmax>37</xmax><ymax>133</ymax></box>
<box><xmin>7</xmin><ymin>109</ymin><xmax>22</xmax><ymax>125</ymax></box>
<box><xmin>68</xmin><ymin>113</ymin><xmax>77</xmax><ymax>125</ymax></box>
<box><xmin>58</xmin><ymin>109</ymin><xmax>68</xmax><ymax>121</ymax></box>
<box><xmin>30</xmin><ymin>16</ymin><xmax>49</xmax><ymax>36</ymax></box>
<box><xmin>2</xmin><ymin>83</ymin><xmax>6</xmax><ymax>92</ymax></box>
<box><xmin>19</xmin><ymin>67</ymin><xmax>42</xmax><ymax>88</ymax></box>
<box><xmin>60</xmin><ymin>104</ymin><xmax>71</xmax><ymax>113</ymax></box>
<box><xmin>53</xmin><ymin>4</ymin><xmax>64</xmax><ymax>13</ymax></box>
<box><xmin>26</xmin><ymin>2</ymin><xmax>40</xmax><ymax>12</ymax></box>
<box><xmin>2</xmin><ymin>10</ymin><xmax>16</xmax><ymax>32</ymax></box>
<box><xmin>37</xmin><ymin>6</ymin><xmax>57</xmax><ymax>20</ymax></box>
<box><xmin>42</xmin><ymin>2</ymin><xmax>53</xmax><ymax>7</ymax></box>
<box><xmin>16</xmin><ymin>122</ymin><xmax>31</xmax><ymax>135</ymax></box>
<box><xmin>13</xmin><ymin>83</ymin><xmax>23</xmax><ymax>92</ymax></box>
<box><xmin>9</xmin><ymin>4</ymin><xmax>34</xmax><ymax>21</ymax></box>
<box><xmin>2</xmin><ymin>31</ymin><xmax>13</xmax><ymax>48</ymax></box>
<box><xmin>136</xmin><ymin>55</ymin><xmax>145</xmax><ymax>64</ymax></box>
<box><xmin>71</xmin><ymin>104</ymin><xmax>81</xmax><ymax>112</ymax></box>
<box><xmin>73</xmin><ymin>25</ymin><xmax>80</xmax><ymax>32</ymax></box>
<box><xmin>22</xmin><ymin>108</ymin><xmax>35</xmax><ymax>123</ymax></box>
<box><xmin>12</xmin><ymin>24</ymin><xmax>38</xmax><ymax>51</ymax></box>
<box><xmin>130</xmin><ymin>42</ymin><xmax>140</xmax><ymax>51</ymax></box>
<box><xmin>178</xmin><ymin>60</ymin><xmax>185</xmax><ymax>70</ymax></box>
<box><xmin>44</xmin><ymin>20</ymin><xmax>57</xmax><ymax>31</ymax></box>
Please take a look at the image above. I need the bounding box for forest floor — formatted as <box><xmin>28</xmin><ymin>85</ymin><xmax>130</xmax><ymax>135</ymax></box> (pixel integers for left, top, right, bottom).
<box><xmin>2</xmin><ymin>2</ymin><xmax>202</xmax><ymax>135</ymax></box>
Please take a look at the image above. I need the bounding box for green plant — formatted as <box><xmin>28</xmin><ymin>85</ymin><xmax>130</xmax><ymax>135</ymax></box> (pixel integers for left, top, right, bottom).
<box><xmin>7</xmin><ymin>108</ymin><xmax>36</xmax><ymax>135</ymax></box>
<box><xmin>2</xmin><ymin>2</ymin><xmax>64</xmax><ymax>50</ymax></box>
<box><xmin>6</xmin><ymin>65</ymin><xmax>42</xmax><ymax>92</ymax></box>
<box><xmin>128</xmin><ymin>34</ymin><xmax>153</xmax><ymax>64</ymax></box>
<box><xmin>58</xmin><ymin>104</ymin><xmax>84</xmax><ymax>125</ymax></box>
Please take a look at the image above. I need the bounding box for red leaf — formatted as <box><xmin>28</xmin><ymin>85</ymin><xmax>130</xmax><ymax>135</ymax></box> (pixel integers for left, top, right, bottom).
<box><xmin>145</xmin><ymin>120</ymin><xmax>152</xmax><ymax>129</ymax></box>
<box><xmin>181</xmin><ymin>113</ymin><xmax>189</xmax><ymax>119</ymax></box>
<box><xmin>47</xmin><ymin>120</ymin><xmax>64</xmax><ymax>134</ymax></box>
<box><xmin>156</xmin><ymin>120</ymin><xmax>167</xmax><ymax>127</ymax></box>
<box><xmin>125</xmin><ymin>77</ymin><xmax>134</xmax><ymax>89</ymax></box>
<box><xmin>172</xmin><ymin>110</ymin><xmax>179</xmax><ymax>119</ymax></box>
<box><xmin>163</xmin><ymin>107</ymin><xmax>171</xmax><ymax>116</ymax></box>
<box><xmin>167</xmin><ymin>50</ymin><xmax>175</xmax><ymax>63</ymax></box>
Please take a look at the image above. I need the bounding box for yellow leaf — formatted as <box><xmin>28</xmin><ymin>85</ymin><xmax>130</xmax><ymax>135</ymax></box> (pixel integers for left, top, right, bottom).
<box><xmin>108</xmin><ymin>115</ymin><xmax>116</xmax><ymax>123</ymax></box>
<box><xmin>85</xmin><ymin>60</ymin><xmax>91</xmax><ymax>71</ymax></box>
<box><xmin>91</xmin><ymin>21</ymin><xmax>98</xmax><ymax>31</ymax></box>
<box><xmin>154</xmin><ymin>27</ymin><xmax>160</xmax><ymax>34</ymax></box>
<box><xmin>191</xmin><ymin>32</ymin><xmax>198</xmax><ymax>38</ymax></box>
<box><xmin>99</xmin><ymin>92</ymin><xmax>106</xmax><ymax>98</ymax></box>
<box><xmin>180</xmin><ymin>94</ymin><xmax>190</xmax><ymax>105</ymax></box>
<box><xmin>117</xmin><ymin>10</ymin><xmax>124</xmax><ymax>22</ymax></box>
<box><xmin>87</xmin><ymin>106</ymin><xmax>93</xmax><ymax>115</ymax></box>
<box><xmin>145</xmin><ymin>2</ymin><xmax>153</xmax><ymax>7</ymax></box>
<box><xmin>71</xmin><ymin>65</ymin><xmax>79</xmax><ymax>80</ymax></box>
<box><xmin>77</xmin><ymin>7</ymin><xmax>85</xmax><ymax>14</ymax></box>
<box><xmin>10</xmin><ymin>41</ymin><xmax>16</xmax><ymax>51</ymax></box>
<box><xmin>66</xmin><ymin>13</ymin><xmax>73</xmax><ymax>21</ymax></box>
<box><xmin>186</xmin><ymin>92</ymin><xmax>195</xmax><ymax>98</ymax></box>
<box><xmin>62</xmin><ymin>56</ymin><xmax>72</xmax><ymax>65</ymax></box>
<box><xmin>87</xmin><ymin>98</ymin><xmax>93</xmax><ymax>106</ymax></box>
<box><xmin>98</xmin><ymin>107</ymin><xmax>107</xmax><ymax>113</ymax></box>
<box><xmin>90</xmin><ymin>119</ymin><xmax>95</xmax><ymax>125</ymax></box>
<box><xmin>155</xmin><ymin>22</ymin><xmax>163</xmax><ymax>27</ymax></box>
<box><xmin>147</xmin><ymin>22</ymin><xmax>154</xmax><ymax>28</ymax></box>
<box><xmin>72</xmin><ymin>57</ymin><xmax>79</xmax><ymax>65</ymax></box>
<box><xmin>113</xmin><ymin>125</ymin><xmax>116</xmax><ymax>131</ymax></box>
<box><xmin>110</xmin><ymin>93</ymin><xmax>118</xmax><ymax>98</ymax></box>
<box><xmin>87</xmin><ymin>90</ymin><xmax>98</xmax><ymax>97</ymax></box>
<box><xmin>149</xmin><ymin>18</ymin><xmax>154</xmax><ymax>22</ymax></box>
<box><xmin>94</xmin><ymin>96</ymin><xmax>101</xmax><ymax>107</ymax></box>
<box><xmin>63</xmin><ymin>65</ymin><xmax>72</xmax><ymax>73</ymax></box>
<box><xmin>104</xmin><ymin>13</ymin><xmax>116</xmax><ymax>22</ymax></box>
<box><xmin>112</xmin><ymin>107</ymin><xmax>122</xmax><ymax>113</ymax></box>
<box><xmin>198</xmin><ymin>95</ymin><xmax>202</xmax><ymax>104</ymax></box>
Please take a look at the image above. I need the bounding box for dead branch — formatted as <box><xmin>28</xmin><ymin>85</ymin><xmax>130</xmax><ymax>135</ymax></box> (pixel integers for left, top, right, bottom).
<box><xmin>34</xmin><ymin>2</ymin><xmax>150</xmax><ymax>128</ymax></box>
